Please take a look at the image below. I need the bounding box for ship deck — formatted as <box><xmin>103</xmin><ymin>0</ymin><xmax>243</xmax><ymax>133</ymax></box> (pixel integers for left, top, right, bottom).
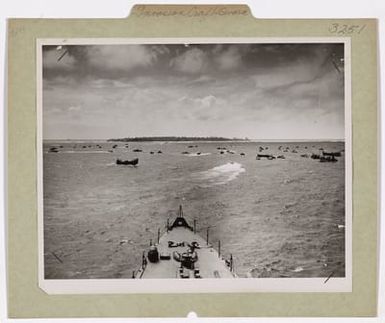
<box><xmin>137</xmin><ymin>226</ymin><xmax>235</xmax><ymax>279</ymax></box>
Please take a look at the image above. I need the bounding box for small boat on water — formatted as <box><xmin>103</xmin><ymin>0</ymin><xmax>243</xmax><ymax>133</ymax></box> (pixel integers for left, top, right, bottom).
<box><xmin>49</xmin><ymin>147</ymin><xmax>59</xmax><ymax>153</ymax></box>
<box><xmin>134</xmin><ymin>206</ymin><xmax>236</xmax><ymax>279</ymax></box>
<box><xmin>256</xmin><ymin>154</ymin><xmax>275</xmax><ymax>160</ymax></box>
<box><xmin>322</xmin><ymin>151</ymin><xmax>342</xmax><ymax>157</ymax></box>
<box><xmin>319</xmin><ymin>156</ymin><xmax>338</xmax><ymax>162</ymax></box>
<box><xmin>311</xmin><ymin>152</ymin><xmax>339</xmax><ymax>162</ymax></box>
<box><xmin>116</xmin><ymin>158</ymin><xmax>139</xmax><ymax>166</ymax></box>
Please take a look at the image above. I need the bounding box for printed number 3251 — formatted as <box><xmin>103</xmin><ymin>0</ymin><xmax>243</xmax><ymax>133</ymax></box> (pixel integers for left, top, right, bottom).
<box><xmin>329</xmin><ymin>23</ymin><xmax>366</xmax><ymax>35</ymax></box>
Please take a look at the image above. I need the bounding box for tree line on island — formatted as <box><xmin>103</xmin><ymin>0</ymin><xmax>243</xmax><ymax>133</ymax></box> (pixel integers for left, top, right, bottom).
<box><xmin>108</xmin><ymin>136</ymin><xmax>249</xmax><ymax>142</ymax></box>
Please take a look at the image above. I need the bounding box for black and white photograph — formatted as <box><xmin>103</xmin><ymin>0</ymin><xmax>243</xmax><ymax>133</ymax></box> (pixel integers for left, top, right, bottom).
<box><xmin>38</xmin><ymin>39</ymin><xmax>351</xmax><ymax>292</ymax></box>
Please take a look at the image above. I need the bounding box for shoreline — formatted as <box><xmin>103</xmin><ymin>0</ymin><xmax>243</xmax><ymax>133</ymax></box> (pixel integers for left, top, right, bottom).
<box><xmin>43</xmin><ymin>139</ymin><xmax>345</xmax><ymax>143</ymax></box>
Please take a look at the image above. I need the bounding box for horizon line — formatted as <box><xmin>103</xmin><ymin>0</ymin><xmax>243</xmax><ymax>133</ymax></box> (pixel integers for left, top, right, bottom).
<box><xmin>43</xmin><ymin>138</ymin><xmax>345</xmax><ymax>142</ymax></box>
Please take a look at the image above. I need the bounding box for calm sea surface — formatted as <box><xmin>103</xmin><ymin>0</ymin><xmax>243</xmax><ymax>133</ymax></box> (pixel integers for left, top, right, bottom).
<box><xmin>43</xmin><ymin>141</ymin><xmax>345</xmax><ymax>279</ymax></box>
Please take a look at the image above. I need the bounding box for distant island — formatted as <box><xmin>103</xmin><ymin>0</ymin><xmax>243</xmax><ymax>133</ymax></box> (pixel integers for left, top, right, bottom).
<box><xmin>108</xmin><ymin>136</ymin><xmax>248</xmax><ymax>142</ymax></box>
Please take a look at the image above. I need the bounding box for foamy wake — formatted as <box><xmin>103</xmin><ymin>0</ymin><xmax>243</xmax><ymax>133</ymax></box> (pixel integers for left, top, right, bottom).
<box><xmin>194</xmin><ymin>162</ymin><xmax>245</xmax><ymax>186</ymax></box>
<box><xmin>55</xmin><ymin>151</ymin><xmax>111</xmax><ymax>154</ymax></box>
<box><xmin>188</xmin><ymin>152</ymin><xmax>211</xmax><ymax>157</ymax></box>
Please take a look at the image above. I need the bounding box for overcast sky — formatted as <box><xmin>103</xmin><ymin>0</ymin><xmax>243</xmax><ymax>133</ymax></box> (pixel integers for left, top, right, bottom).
<box><xmin>42</xmin><ymin>42</ymin><xmax>344</xmax><ymax>140</ymax></box>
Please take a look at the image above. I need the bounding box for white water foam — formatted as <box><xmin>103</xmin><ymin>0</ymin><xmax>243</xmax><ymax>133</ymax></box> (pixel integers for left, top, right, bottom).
<box><xmin>57</xmin><ymin>151</ymin><xmax>112</xmax><ymax>154</ymax></box>
<box><xmin>188</xmin><ymin>152</ymin><xmax>211</xmax><ymax>157</ymax></box>
<box><xmin>194</xmin><ymin>162</ymin><xmax>245</xmax><ymax>186</ymax></box>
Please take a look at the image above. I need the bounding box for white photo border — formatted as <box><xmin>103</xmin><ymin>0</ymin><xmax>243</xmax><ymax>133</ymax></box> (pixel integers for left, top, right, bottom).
<box><xmin>36</xmin><ymin>37</ymin><xmax>352</xmax><ymax>294</ymax></box>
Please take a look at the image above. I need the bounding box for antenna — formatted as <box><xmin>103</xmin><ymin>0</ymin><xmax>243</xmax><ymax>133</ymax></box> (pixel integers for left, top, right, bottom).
<box><xmin>179</xmin><ymin>205</ymin><xmax>183</xmax><ymax>217</ymax></box>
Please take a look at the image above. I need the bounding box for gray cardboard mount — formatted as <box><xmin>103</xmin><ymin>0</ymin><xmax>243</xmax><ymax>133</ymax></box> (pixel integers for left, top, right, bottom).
<box><xmin>7</xmin><ymin>5</ymin><xmax>378</xmax><ymax>318</ymax></box>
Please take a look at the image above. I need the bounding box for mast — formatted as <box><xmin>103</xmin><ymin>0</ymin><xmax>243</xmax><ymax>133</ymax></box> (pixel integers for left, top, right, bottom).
<box><xmin>179</xmin><ymin>205</ymin><xmax>183</xmax><ymax>217</ymax></box>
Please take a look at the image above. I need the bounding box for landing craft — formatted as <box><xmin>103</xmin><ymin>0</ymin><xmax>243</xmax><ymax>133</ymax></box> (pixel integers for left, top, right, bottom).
<box><xmin>256</xmin><ymin>154</ymin><xmax>275</xmax><ymax>160</ymax></box>
<box><xmin>134</xmin><ymin>206</ymin><xmax>236</xmax><ymax>279</ymax></box>
<box><xmin>319</xmin><ymin>156</ymin><xmax>338</xmax><ymax>163</ymax></box>
<box><xmin>322</xmin><ymin>151</ymin><xmax>341</xmax><ymax>157</ymax></box>
<box><xmin>116</xmin><ymin>158</ymin><xmax>139</xmax><ymax>166</ymax></box>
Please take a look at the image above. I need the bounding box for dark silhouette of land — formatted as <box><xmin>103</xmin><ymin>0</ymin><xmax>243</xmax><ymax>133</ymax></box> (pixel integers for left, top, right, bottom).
<box><xmin>108</xmin><ymin>136</ymin><xmax>248</xmax><ymax>142</ymax></box>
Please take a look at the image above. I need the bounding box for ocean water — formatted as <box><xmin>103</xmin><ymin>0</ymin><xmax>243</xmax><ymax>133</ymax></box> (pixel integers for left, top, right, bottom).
<box><xmin>43</xmin><ymin>141</ymin><xmax>345</xmax><ymax>279</ymax></box>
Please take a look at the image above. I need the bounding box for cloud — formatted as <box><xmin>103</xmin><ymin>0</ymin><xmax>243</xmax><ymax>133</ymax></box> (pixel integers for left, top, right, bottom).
<box><xmin>87</xmin><ymin>45</ymin><xmax>158</xmax><ymax>72</ymax></box>
<box><xmin>174</xmin><ymin>94</ymin><xmax>228</xmax><ymax>121</ymax></box>
<box><xmin>151</xmin><ymin>45</ymin><xmax>171</xmax><ymax>56</ymax></box>
<box><xmin>42</xmin><ymin>43</ymin><xmax>345</xmax><ymax>139</ymax></box>
<box><xmin>212</xmin><ymin>44</ymin><xmax>224</xmax><ymax>54</ymax></box>
<box><xmin>188</xmin><ymin>75</ymin><xmax>214</xmax><ymax>85</ymax></box>
<box><xmin>195</xmin><ymin>94</ymin><xmax>219</xmax><ymax>108</ymax></box>
<box><xmin>170</xmin><ymin>48</ymin><xmax>208</xmax><ymax>74</ymax></box>
<box><xmin>89</xmin><ymin>79</ymin><xmax>133</xmax><ymax>89</ymax></box>
<box><xmin>215</xmin><ymin>46</ymin><xmax>242</xmax><ymax>70</ymax></box>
